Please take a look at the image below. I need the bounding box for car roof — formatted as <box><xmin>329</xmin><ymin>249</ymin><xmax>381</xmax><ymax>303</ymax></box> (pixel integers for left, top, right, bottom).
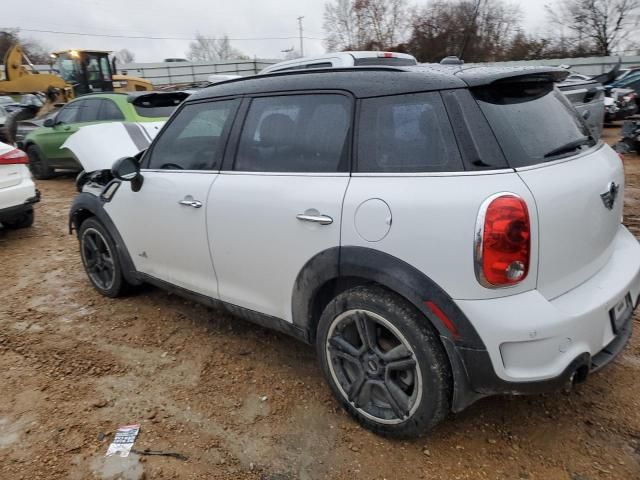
<box><xmin>68</xmin><ymin>92</ymin><xmax>128</xmax><ymax>103</ymax></box>
<box><xmin>260</xmin><ymin>51</ymin><xmax>417</xmax><ymax>74</ymax></box>
<box><xmin>188</xmin><ymin>64</ymin><xmax>569</xmax><ymax>101</ymax></box>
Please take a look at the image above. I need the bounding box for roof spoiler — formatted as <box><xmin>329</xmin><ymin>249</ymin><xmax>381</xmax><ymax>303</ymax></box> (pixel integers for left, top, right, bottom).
<box><xmin>459</xmin><ymin>66</ymin><xmax>570</xmax><ymax>87</ymax></box>
<box><xmin>127</xmin><ymin>91</ymin><xmax>190</xmax><ymax>107</ymax></box>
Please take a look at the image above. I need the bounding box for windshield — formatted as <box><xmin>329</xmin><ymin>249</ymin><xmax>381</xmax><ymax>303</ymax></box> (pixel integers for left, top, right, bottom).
<box><xmin>474</xmin><ymin>81</ymin><xmax>595</xmax><ymax>168</ymax></box>
<box><xmin>53</xmin><ymin>53</ymin><xmax>82</xmax><ymax>84</ymax></box>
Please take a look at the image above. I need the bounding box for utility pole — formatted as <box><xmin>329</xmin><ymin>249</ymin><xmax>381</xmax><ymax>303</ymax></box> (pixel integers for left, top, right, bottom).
<box><xmin>297</xmin><ymin>16</ymin><xmax>305</xmax><ymax>57</ymax></box>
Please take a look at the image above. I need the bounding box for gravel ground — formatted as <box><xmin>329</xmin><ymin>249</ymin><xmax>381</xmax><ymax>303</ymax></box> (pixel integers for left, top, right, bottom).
<box><xmin>1</xmin><ymin>124</ymin><xmax>640</xmax><ymax>480</ymax></box>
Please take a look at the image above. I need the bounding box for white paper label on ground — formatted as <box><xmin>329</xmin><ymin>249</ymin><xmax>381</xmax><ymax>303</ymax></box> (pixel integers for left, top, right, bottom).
<box><xmin>105</xmin><ymin>424</ymin><xmax>141</xmax><ymax>458</ymax></box>
<box><xmin>61</xmin><ymin>122</ymin><xmax>165</xmax><ymax>173</ymax></box>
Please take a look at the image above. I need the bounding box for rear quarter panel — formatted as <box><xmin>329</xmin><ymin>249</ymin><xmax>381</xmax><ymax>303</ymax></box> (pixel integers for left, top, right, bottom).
<box><xmin>341</xmin><ymin>171</ymin><xmax>539</xmax><ymax>301</ymax></box>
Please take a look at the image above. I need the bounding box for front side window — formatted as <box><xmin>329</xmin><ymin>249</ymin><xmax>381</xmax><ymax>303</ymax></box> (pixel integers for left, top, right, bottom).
<box><xmin>56</xmin><ymin>102</ymin><xmax>82</xmax><ymax>124</ymax></box>
<box><xmin>235</xmin><ymin>94</ymin><xmax>352</xmax><ymax>172</ymax></box>
<box><xmin>76</xmin><ymin>98</ymin><xmax>102</xmax><ymax>122</ymax></box>
<box><xmin>357</xmin><ymin>92</ymin><xmax>462</xmax><ymax>172</ymax></box>
<box><xmin>146</xmin><ymin>99</ymin><xmax>239</xmax><ymax>171</ymax></box>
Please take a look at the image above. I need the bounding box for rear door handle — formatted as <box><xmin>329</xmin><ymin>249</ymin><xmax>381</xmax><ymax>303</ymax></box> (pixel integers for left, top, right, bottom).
<box><xmin>179</xmin><ymin>199</ymin><xmax>203</xmax><ymax>208</ymax></box>
<box><xmin>296</xmin><ymin>213</ymin><xmax>333</xmax><ymax>225</ymax></box>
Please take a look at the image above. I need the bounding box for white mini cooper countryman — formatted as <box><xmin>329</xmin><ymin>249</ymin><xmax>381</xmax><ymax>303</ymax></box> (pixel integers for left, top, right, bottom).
<box><xmin>70</xmin><ymin>65</ymin><xmax>640</xmax><ymax>437</ymax></box>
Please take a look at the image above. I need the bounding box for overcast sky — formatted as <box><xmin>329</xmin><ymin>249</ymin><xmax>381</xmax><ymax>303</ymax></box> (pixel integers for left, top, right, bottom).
<box><xmin>5</xmin><ymin>0</ymin><xmax>552</xmax><ymax>63</ymax></box>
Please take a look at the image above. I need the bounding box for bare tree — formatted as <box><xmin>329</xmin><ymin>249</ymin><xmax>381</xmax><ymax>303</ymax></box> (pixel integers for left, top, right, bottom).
<box><xmin>546</xmin><ymin>0</ymin><xmax>640</xmax><ymax>56</ymax></box>
<box><xmin>0</xmin><ymin>29</ymin><xmax>50</xmax><ymax>64</ymax></box>
<box><xmin>323</xmin><ymin>0</ymin><xmax>410</xmax><ymax>51</ymax></box>
<box><xmin>115</xmin><ymin>48</ymin><xmax>135</xmax><ymax>64</ymax></box>
<box><xmin>186</xmin><ymin>34</ymin><xmax>248</xmax><ymax>62</ymax></box>
<box><xmin>407</xmin><ymin>0</ymin><xmax>521</xmax><ymax>62</ymax></box>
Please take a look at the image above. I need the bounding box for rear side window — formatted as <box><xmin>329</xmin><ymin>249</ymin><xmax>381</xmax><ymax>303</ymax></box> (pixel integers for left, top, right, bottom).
<box><xmin>146</xmin><ymin>99</ymin><xmax>239</xmax><ymax>171</ymax></box>
<box><xmin>474</xmin><ymin>82</ymin><xmax>596</xmax><ymax>168</ymax></box>
<box><xmin>99</xmin><ymin>99</ymin><xmax>125</xmax><ymax>121</ymax></box>
<box><xmin>357</xmin><ymin>92</ymin><xmax>463</xmax><ymax>172</ymax></box>
<box><xmin>235</xmin><ymin>94</ymin><xmax>352</xmax><ymax>172</ymax></box>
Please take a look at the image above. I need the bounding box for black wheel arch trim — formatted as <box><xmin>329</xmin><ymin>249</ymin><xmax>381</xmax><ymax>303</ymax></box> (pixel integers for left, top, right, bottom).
<box><xmin>69</xmin><ymin>192</ymin><xmax>142</xmax><ymax>286</ymax></box>
<box><xmin>292</xmin><ymin>246</ymin><xmax>485</xmax><ymax>349</ymax></box>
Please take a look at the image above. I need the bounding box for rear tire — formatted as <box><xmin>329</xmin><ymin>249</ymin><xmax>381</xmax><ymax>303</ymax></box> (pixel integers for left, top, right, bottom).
<box><xmin>2</xmin><ymin>209</ymin><xmax>34</xmax><ymax>229</ymax></box>
<box><xmin>27</xmin><ymin>145</ymin><xmax>54</xmax><ymax>180</ymax></box>
<box><xmin>316</xmin><ymin>285</ymin><xmax>451</xmax><ymax>438</ymax></box>
<box><xmin>78</xmin><ymin>217</ymin><xmax>128</xmax><ymax>297</ymax></box>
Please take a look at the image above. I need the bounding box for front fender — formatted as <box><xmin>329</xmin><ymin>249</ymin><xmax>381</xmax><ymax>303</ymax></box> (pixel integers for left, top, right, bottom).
<box><xmin>69</xmin><ymin>192</ymin><xmax>141</xmax><ymax>286</ymax></box>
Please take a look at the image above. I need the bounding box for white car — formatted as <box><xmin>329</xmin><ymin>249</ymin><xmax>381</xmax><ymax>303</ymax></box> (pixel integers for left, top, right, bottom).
<box><xmin>68</xmin><ymin>65</ymin><xmax>640</xmax><ymax>437</ymax></box>
<box><xmin>259</xmin><ymin>51</ymin><xmax>417</xmax><ymax>74</ymax></box>
<box><xmin>0</xmin><ymin>141</ymin><xmax>39</xmax><ymax>228</ymax></box>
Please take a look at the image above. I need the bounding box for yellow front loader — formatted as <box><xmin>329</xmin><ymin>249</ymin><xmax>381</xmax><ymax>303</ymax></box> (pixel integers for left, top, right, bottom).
<box><xmin>0</xmin><ymin>45</ymin><xmax>153</xmax><ymax>142</ymax></box>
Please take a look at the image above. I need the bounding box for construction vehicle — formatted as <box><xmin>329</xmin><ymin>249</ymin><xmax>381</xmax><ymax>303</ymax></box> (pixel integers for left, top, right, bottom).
<box><xmin>49</xmin><ymin>49</ymin><xmax>153</xmax><ymax>95</ymax></box>
<box><xmin>0</xmin><ymin>44</ymin><xmax>73</xmax><ymax>113</ymax></box>
<box><xmin>0</xmin><ymin>45</ymin><xmax>153</xmax><ymax>142</ymax></box>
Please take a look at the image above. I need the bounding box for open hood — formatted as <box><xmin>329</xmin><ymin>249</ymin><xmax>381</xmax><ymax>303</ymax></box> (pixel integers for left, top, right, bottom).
<box><xmin>61</xmin><ymin>121</ymin><xmax>164</xmax><ymax>173</ymax></box>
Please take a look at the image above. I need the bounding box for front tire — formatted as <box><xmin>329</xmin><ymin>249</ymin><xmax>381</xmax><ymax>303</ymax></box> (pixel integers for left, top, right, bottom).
<box><xmin>78</xmin><ymin>218</ymin><xmax>127</xmax><ymax>297</ymax></box>
<box><xmin>27</xmin><ymin>145</ymin><xmax>55</xmax><ymax>180</ymax></box>
<box><xmin>316</xmin><ymin>285</ymin><xmax>451</xmax><ymax>438</ymax></box>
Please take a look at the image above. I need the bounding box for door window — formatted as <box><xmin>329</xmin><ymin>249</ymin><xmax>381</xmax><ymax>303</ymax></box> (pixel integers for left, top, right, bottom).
<box><xmin>357</xmin><ymin>92</ymin><xmax>462</xmax><ymax>172</ymax></box>
<box><xmin>235</xmin><ymin>94</ymin><xmax>352</xmax><ymax>172</ymax></box>
<box><xmin>99</xmin><ymin>99</ymin><xmax>125</xmax><ymax>121</ymax></box>
<box><xmin>76</xmin><ymin>98</ymin><xmax>103</xmax><ymax>122</ymax></box>
<box><xmin>146</xmin><ymin>99</ymin><xmax>239</xmax><ymax>171</ymax></box>
<box><xmin>55</xmin><ymin>102</ymin><xmax>82</xmax><ymax>124</ymax></box>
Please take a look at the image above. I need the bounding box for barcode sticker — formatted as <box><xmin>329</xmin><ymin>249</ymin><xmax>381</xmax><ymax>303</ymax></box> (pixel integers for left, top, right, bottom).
<box><xmin>105</xmin><ymin>424</ymin><xmax>140</xmax><ymax>458</ymax></box>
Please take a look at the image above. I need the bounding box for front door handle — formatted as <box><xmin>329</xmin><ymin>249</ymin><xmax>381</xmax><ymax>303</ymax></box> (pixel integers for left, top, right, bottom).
<box><xmin>179</xmin><ymin>199</ymin><xmax>203</xmax><ymax>208</ymax></box>
<box><xmin>296</xmin><ymin>213</ymin><xmax>333</xmax><ymax>225</ymax></box>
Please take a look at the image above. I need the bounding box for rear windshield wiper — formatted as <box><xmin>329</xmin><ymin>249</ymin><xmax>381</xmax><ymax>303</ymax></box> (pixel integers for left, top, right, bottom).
<box><xmin>543</xmin><ymin>136</ymin><xmax>593</xmax><ymax>159</ymax></box>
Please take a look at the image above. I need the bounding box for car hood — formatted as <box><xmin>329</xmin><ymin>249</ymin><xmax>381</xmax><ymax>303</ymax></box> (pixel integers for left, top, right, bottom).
<box><xmin>61</xmin><ymin>121</ymin><xmax>165</xmax><ymax>173</ymax></box>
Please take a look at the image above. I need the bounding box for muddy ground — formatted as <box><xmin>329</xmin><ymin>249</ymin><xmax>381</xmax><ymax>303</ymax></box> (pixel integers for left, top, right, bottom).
<box><xmin>1</xmin><ymin>125</ymin><xmax>640</xmax><ymax>480</ymax></box>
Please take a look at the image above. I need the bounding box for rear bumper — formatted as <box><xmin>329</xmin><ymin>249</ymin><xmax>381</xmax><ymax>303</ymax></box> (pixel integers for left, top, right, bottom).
<box><xmin>450</xmin><ymin>225</ymin><xmax>640</xmax><ymax>410</ymax></box>
<box><xmin>0</xmin><ymin>171</ymin><xmax>38</xmax><ymax>212</ymax></box>
<box><xmin>0</xmin><ymin>190</ymin><xmax>40</xmax><ymax>220</ymax></box>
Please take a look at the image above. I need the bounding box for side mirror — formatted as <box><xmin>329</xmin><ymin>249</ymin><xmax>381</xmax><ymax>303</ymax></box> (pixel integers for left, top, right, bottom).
<box><xmin>43</xmin><ymin>118</ymin><xmax>55</xmax><ymax>127</ymax></box>
<box><xmin>112</xmin><ymin>156</ymin><xmax>143</xmax><ymax>192</ymax></box>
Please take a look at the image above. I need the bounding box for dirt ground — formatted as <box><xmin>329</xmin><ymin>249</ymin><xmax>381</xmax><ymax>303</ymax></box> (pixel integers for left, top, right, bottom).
<box><xmin>1</xmin><ymin>125</ymin><xmax>640</xmax><ymax>480</ymax></box>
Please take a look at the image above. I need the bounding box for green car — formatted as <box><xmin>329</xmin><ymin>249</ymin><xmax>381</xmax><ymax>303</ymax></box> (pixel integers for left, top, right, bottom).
<box><xmin>23</xmin><ymin>92</ymin><xmax>187</xmax><ymax>179</ymax></box>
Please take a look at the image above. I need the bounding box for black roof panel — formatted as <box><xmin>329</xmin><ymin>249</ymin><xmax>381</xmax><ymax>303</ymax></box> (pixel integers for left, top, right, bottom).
<box><xmin>187</xmin><ymin>64</ymin><xmax>570</xmax><ymax>102</ymax></box>
<box><xmin>188</xmin><ymin>67</ymin><xmax>467</xmax><ymax>100</ymax></box>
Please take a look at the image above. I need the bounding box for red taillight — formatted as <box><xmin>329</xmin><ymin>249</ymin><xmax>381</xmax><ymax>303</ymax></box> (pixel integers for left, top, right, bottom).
<box><xmin>379</xmin><ymin>52</ymin><xmax>395</xmax><ymax>58</ymax></box>
<box><xmin>476</xmin><ymin>194</ymin><xmax>530</xmax><ymax>287</ymax></box>
<box><xmin>0</xmin><ymin>148</ymin><xmax>28</xmax><ymax>165</ymax></box>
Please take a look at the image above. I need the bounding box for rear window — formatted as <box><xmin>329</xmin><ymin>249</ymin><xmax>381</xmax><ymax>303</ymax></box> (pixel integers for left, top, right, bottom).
<box><xmin>134</xmin><ymin>104</ymin><xmax>177</xmax><ymax>118</ymax></box>
<box><xmin>357</xmin><ymin>92</ymin><xmax>463</xmax><ymax>173</ymax></box>
<box><xmin>474</xmin><ymin>81</ymin><xmax>596</xmax><ymax>168</ymax></box>
<box><xmin>132</xmin><ymin>93</ymin><xmax>187</xmax><ymax>118</ymax></box>
<box><xmin>354</xmin><ymin>57</ymin><xmax>416</xmax><ymax>66</ymax></box>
